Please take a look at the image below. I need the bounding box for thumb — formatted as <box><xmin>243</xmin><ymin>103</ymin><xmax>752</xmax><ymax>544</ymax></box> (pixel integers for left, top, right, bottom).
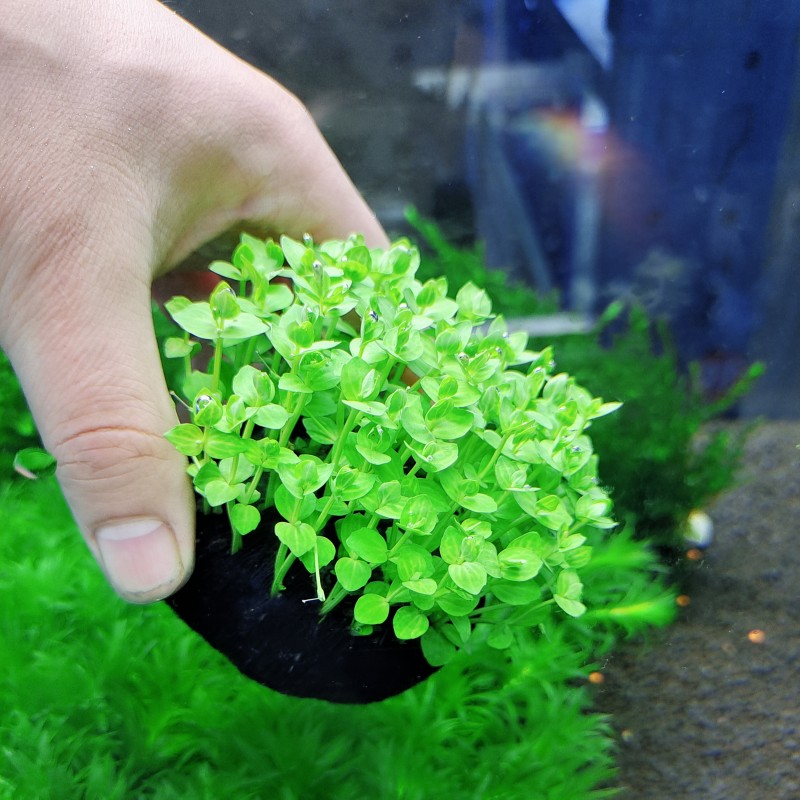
<box><xmin>5</xmin><ymin>253</ymin><xmax>194</xmax><ymax>604</ymax></box>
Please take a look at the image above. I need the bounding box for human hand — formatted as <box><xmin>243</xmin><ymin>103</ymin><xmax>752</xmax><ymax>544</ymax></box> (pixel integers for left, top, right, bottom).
<box><xmin>0</xmin><ymin>0</ymin><xmax>387</xmax><ymax>603</ymax></box>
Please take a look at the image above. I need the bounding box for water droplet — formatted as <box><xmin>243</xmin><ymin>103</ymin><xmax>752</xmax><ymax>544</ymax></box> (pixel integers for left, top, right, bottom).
<box><xmin>458</xmin><ymin>352</ymin><xmax>469</xmax><ymax>360</ymax></box>
<box><xmin>194</xmin><ymin>394</ymin><xmax>212</xmax><ymax>413</ymax></box>
<box><xmin>303</xmin><ymin>233</ymin><xmax>313</xmax><ymax>246</ymax></box>
<box><xmin>312</xmin><ymin>260</ymin><xmax>322</xmax><ymax>271</ymax></box>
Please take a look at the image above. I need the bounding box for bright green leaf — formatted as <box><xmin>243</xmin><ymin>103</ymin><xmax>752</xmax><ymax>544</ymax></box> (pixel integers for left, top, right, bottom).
<box><xmin>274</xmin><ymin>521</ymin><xmax>316</xmax><ymax>556</ymax></box>
<box><xmin>448</xmin><ymin>562</ymin><xmax>487</xmax><ymax>595</ymax></box>
<box><xmin>393</xmin><ymin>606</ymin><xmax>430</xmax><ymax>640</ymax></box>
<box><xmin>164</xmin><ymin>424</ymin><xmax>204</xmax><ymax>457</ymax></box>
<box><xmin>230</xmin><ymin>503</ymin><xmax>261</xmax><ymax>535</ymax></box>
<box><xmin>345</xmin><ymin>528</ymin><xmax>388</xmax><ymax>564</ymax></box>
<box><xmin>334</xmin><ymin>557</ymin><xmax>372</xmax><ymax>591</ymax></box>
<box><xmin>353</xmin><ymin>593</ymin><xmax>390</xmax><ymax>625</ymax></box>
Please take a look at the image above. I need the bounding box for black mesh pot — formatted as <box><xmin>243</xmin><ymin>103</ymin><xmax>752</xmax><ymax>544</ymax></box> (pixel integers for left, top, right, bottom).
<box><xmin>165</xmin><ymin>508</ymin><xmax>436</xmax><ymax>704</ymax></box>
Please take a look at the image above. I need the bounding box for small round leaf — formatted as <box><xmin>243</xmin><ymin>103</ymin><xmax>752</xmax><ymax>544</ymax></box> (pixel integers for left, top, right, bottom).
<box><xmin>393</xmin><ymin>606</ymin><xmax>430</xmax><ymax>640</ymax></box>
<box><xmin>354</xmin><ymin>593</ymin><xmax>390</xmax><ymax>625</ymax></box>
<box><xmin>334</xmin><ymin>557</ymin><xmax>372</xmax><ymax>591</ymax></box>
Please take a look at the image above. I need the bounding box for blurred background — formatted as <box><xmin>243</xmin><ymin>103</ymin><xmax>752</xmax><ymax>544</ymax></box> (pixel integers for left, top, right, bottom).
<box><xmin>169</xmin><ymin>0</ymin><xmax>800</xmax><ymax>416</ymax></box>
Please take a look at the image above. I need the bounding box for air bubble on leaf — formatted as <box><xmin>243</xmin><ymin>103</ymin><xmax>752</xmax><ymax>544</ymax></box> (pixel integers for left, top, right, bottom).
<box><xmin>572</xmin><ymin>445</ymin><xmax>582</xmax><ymax>453</ymax></box>
<box><xmin>502</xmin><ymin>332</ymin><xmax>510</xmax><ymax>339</ymax></box>
<box><xmin>399</xmin><ymin>302</ymin><xmax>408</xmax><ymax>310</ymax></box>
<box><xmin>303</xmin><ymin>233</ymin><xmax>314</xmax><ymax>246</ymax></box>
<box><xmin>495</xmin><ymin>347</ymin><xmax>503</xmax><ymax>355</ymax></box>
<box><xmin>376</xmin><ymin>425</ymin><xmax>384</xmax><ymax>435</ymax></box>
<box><xmin>458</xmin><ymin>352</ymin><xmax>469</xmax><ymax>360</ymax></box>
<box><xmin>533</xmin><ymin>367</ymin><xmax>543</xmax><ymax>374</ymax></box>
<box><xmin>312</xmin><ymin>260</ymin><xmax>323</xmax><ymax>271</ymax></box>
<box><xmin>369</xmin><ymin>310</ymin><xmax>379</xmax><ymax>321</ymax></box>
<box><xmin>194</xmin><ymin>394</ymin><xmax>213</xmax><ymax>413</ymax></box>
<box><xmin>548</xmin><ymin>361</ymin><xmax>557</xmax><ymax>369</ymax></box>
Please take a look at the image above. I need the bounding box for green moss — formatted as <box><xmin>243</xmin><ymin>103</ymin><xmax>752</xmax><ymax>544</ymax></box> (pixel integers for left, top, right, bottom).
<box><xmin>1</xmin><ymin>478</ymin><xmax>634</xmax><ymax>799</ymax></box>
<box><xmin>407</xmin><ymin>207</ymin><xmax>559</xmax><ymax>319</ymax></box>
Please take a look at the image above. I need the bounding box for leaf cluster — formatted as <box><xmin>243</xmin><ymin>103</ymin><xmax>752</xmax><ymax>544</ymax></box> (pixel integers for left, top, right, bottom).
<box><xmin>0</xmin><ymin>351</ymin><xmax>39</xmax><ymax>479</ymax></box>
<box><xmin>406</xmin><ymin>206</ymin><xmax>559</xmax><ymax>319</ymax></box>
<box><xmin>404</xmin><ymin>211</ymin><xmax>759</xmax><ymax>554</ymax></box>
<box><xmin>531</xmin><ymin>304</ymin><xmax>762</xmax><ymax>549</ymax></box>
<box><xmin>161</xmin><ymin>232</ymin><xmax>621</xmax><ymax>665</ymax></box>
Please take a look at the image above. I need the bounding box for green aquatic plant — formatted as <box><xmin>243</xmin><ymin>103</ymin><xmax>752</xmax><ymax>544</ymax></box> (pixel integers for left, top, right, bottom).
<box><xmin>0</xmin><ymin>351</ymin><xmax>38</xmax><ymax>479</ymax></box>
<box><xmin>532</xmin><ymin>304</ymin><xmax>762</xmax><ymax>549</ymax></box>
<box><xmin>159</xmin><ymin>232</ymin><xmax>623</xmax><ymax>664</ymax></box>
<box><xmin>407</xmin><ymin>206</ymin><xmax>559</xmax><ymax>319</ymax></box>
<box><xmin>0</xmin><ymin>478</ymin><xmax>626</xmax><ymax>800</ymax></box>
<box><xmin>405</xmin><ymin>211</ymin><xmax>759</xmax><ymax>551</ymax></box>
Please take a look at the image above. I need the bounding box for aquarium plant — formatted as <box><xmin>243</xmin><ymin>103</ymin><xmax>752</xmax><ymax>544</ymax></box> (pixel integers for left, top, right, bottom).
<box><xmin>157</xmin><ymin>231</ymin><xmax>623</xmax><ymax>701</ymax></box>
<box><xmin>406</xmin><ymin>206</ymin><xmax>559</xmax><ymax>319</ymax></box>
<box><xmin>408</xmin><ymin>210</ymin><xmax>760</xmax><ymax>554</ymax></box>
<box><xmin>531</xmin><ymin>304</ymin><xmax>762</xmax><ymax>551</ymax></box>
<box><xmin>0</xmin><ymin>351</ymin><xmax>39</xmax><ymax>479</ymax></box>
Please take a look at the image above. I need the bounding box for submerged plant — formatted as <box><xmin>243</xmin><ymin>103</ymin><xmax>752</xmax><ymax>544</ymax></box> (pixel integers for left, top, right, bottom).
<box><xmin>407</xmin><ymin>206</ymin><xmax>559</xmax><ymax>319</ymax></box>
<box><xmin>405</xmin><ymin>211</ymin><xmax>760</xmax><ymax>552</ymax></box>
<box><xmin>160</xmin><ymin>232</ymin><xmax>622</xmax><ymax>665</ymax></box>
<box><xmin>0</xmin><ymin>351</ymin><xmax>39</xmax><ymax>479</ymax></box>
<box><xmin>531</xmin><ymin>304</ymin><xmax>763</xmax><ymax>549</ymax></box>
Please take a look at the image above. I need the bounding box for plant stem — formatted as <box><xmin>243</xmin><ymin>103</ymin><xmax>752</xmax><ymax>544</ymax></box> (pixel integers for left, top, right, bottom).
<box><xmin>271</xmin><ymin>543</ymin><xmax>295</xmax><ymax>596</ymax></box>
<box><xmin>242</xmin><ymin>465</ymin><xmax>264</xmax><ymax>505</ymax></box>
<box><xmin>320</xmin><ymin>582</ymin><xmax>348</xmax><ymax>615</ymax></box>
<box><xmin>477</xmin><ymin>430</ymin><xmax>514</xmax><ymax>483</ymax></box>
<box><xmin>312</xmin><ymin>540</ymin><xmax>326</xmax><ymax>602</ymax></box>
<box><xmin>278</xmin><ymin>392</ymin><xmax>308</xmax><ymax>448</ymax></box>
<box><xmin>226</xmin><ymin>503</ymin><xmax>243</xmax><ymax>554</ymax></box>
<box><xmin>312</xmin><ymin>493</ymin><xmax>338</xmax><ymax>536</ymax></box>
<box><xmin>182</xmin><ymin>332</ymin><xmax>193</xmax><ymax>388</ymax></box>
<box><xmin>327</xmin><ymin>407</ymin><xmax>359</xmax><ymax>468</ymax></box>
<box><xmin>387</xmin><ymin>527</ymin><xmax>415</xmax><ymax>557</ymax></box>
<box><xmin>211</xmin><ymin>335</ymin><xmax>224</xmax><ymax>394</ymax></box>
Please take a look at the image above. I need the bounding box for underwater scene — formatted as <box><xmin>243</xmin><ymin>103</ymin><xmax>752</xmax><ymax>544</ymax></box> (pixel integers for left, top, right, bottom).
<box><xmin>2</xmin><ymin>2</ymin><xmax>799</xmax><ymax>798</ymax></box>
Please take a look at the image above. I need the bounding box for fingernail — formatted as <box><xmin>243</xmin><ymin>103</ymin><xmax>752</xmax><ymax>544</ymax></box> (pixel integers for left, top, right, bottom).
<box><xmin>95</xmin><ymin>518</ymin><xmax>184</xmax><ymax>602</ymax></box>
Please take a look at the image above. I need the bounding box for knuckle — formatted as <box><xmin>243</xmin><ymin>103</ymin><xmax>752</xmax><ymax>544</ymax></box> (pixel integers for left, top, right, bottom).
<box><xmin>54</xmin><ymin>425</ymin><xmax>175</xmax><ymax>490</ymax></box>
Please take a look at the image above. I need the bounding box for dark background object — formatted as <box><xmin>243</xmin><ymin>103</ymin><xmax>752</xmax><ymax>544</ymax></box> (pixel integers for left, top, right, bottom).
<box><xmin>166</xmin><ymin>508</ymin><xmax>435</xmax><ymax>704</ymax></box>
<box><xmin>168</xmin><ymin>0</ymin><xmax>800</xmax><ymax>415</ymax></box>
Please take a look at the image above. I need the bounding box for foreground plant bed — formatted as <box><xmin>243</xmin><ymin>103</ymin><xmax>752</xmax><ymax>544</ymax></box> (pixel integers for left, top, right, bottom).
<box><xmin>166</xmin><ymin>507</ymin><xmax>435</xmax><ymax>704</ymax></box>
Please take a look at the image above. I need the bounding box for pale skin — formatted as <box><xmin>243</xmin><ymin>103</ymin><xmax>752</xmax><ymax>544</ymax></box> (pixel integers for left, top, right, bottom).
<box><xmin>0</xmin><ymin>0</ymin><xmax>388</xmax><ymax>603</ymax></box>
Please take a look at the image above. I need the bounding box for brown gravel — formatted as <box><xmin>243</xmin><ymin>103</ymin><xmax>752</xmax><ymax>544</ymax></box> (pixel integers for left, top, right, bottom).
<box><xmin>594</xmin><ymin>421</ymin><xmax>800</xmax><ymax>799</ymax></box>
